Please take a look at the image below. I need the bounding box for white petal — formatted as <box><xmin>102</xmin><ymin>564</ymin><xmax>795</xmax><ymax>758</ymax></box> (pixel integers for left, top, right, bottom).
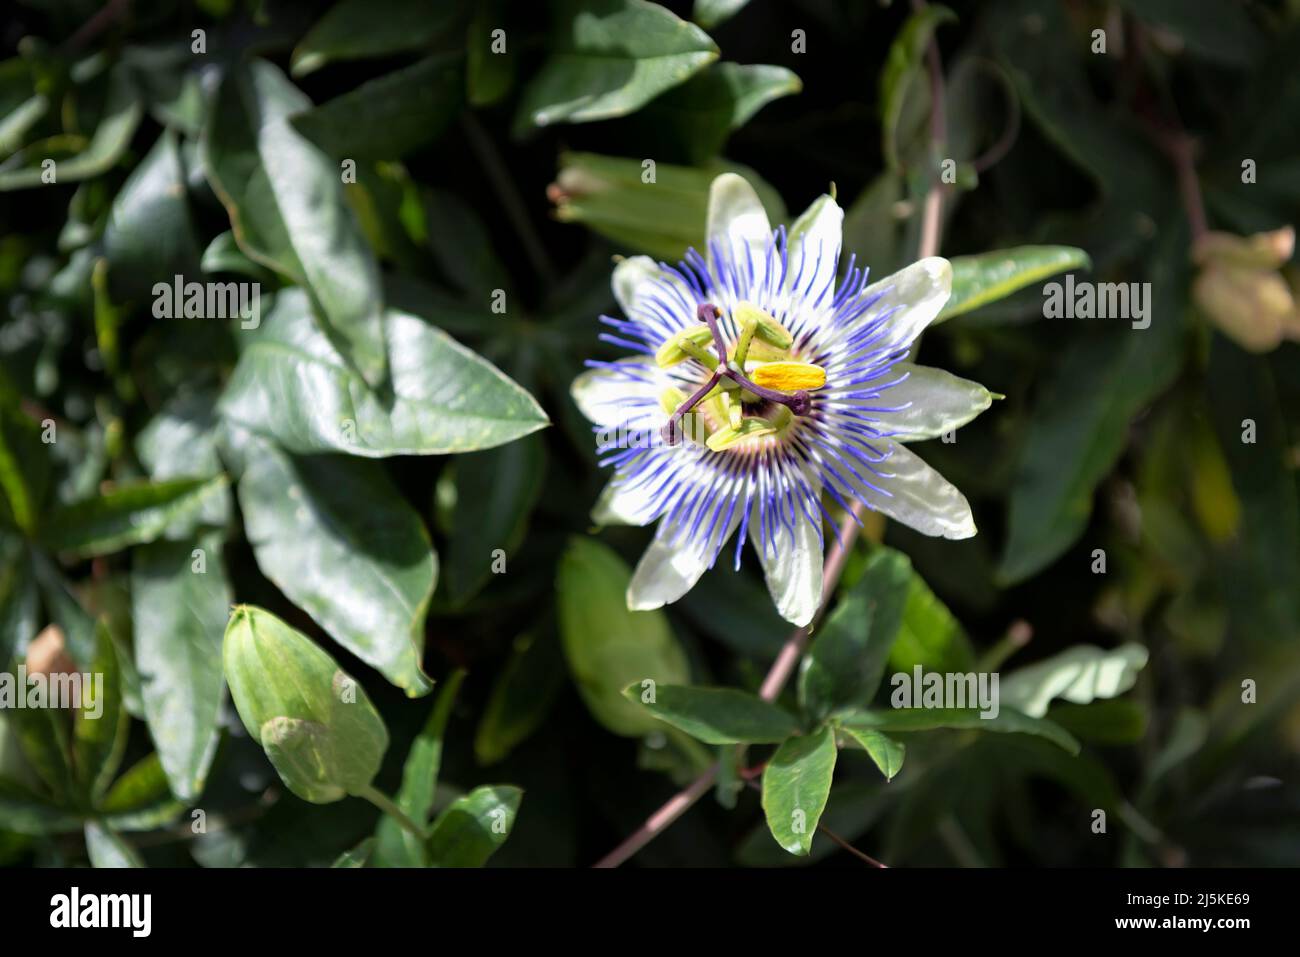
<box><xmin>592</xmin><ymin>476</ymin><xmax>656</xmax><ymax>527</ymax></box>
<box><xmin>755</xmin><ymin>499</ymin><xmax>824</xmax><ymax>627</ymax></box>
<box><xmin>570</xmin><ymin>358</ymin><xmax>660</xmax><ymax>429</ymax></box>
<box><xmin>611</xmin><ymin>255</ymin><xmax>696</xmax><ymax>340</ymax></box>
<box><xmin>706</xmin><ymin>173</ymin><xmax>773</xmax><ymax>292</ymax></box>
<box><xmin>866</xmin><ymin>362</ymin><xmax>994</xmax><ymax>442</ymax></box>
<box><xmin>627</xmin><ymin>494</ymin><xmax>742</xmax><ymax>611</ymax></box>
<box><xmin>785</xmin><ymin>193</ymin><xmax>843</xmax><ymax>309</ymax></box>
<box><xmin>864</xmin><ymin>257</ymin><xmax>953</xmax><ymax>352</ymax></box>
<box><xmin>833</xmin><ymin>441</ymin><xmax>976</xmax><ymax>539</ymax></box>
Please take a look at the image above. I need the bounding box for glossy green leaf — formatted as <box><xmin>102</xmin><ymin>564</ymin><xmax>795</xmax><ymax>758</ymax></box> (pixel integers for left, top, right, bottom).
<box><xmin>425</xmin><ymin>784</ymin><xmax>522</xmax><ymax>867</ymax></box>
<box><xmin>0</xmin><ymin>536</ymin><xmax>38</xmax><ymax>665</ymax></box>
<box><xmin>203</xmin><ymin>59</ymin><xmax>386</xmax><ymax>385</ymax></box>
<box><xmin>223</xmin><ymin>605</ymin><xmax>390</xmax><ymax>804</ymax></box>
<box><xmin>551</xmin><ymin>152</ymin><xmax>786</xmax><ymax>261</ymax></box>
<box><xmin>761</xmin><ymin>726</ymin><xmax>837</xmax><ymax>856</ymax></box>
<box><xmin>131</xmin><ymin>532</ymin><xmax>231</xmax><ymax>802</ymax></box>
<box><xmin>556</xmin><ymin>537</ymin><xmax>690</xmax><ymax>737</ymax></box>
<box><xmin>443</xmin><ymin>434</ymin><xmax>545</xmax><ymax>605</ymax></box>
<box><xmin>799</xmin><ymin>548</ymin><xmax>911</xmax><ymax>720</ymax></box>
<box><xmin>200</xmin><ymin>231</ymin><xmax>273</xmax><ymax>281</ymax></box>
<box><xmin>694</xmin><ymin>0</ymin><xmax>749</xmax><ymax>29</ymax></box>
<box><xmin>97</xmin><ymin>753</ymin><xmax>183</xmax><ymax>831</ymax></box>
<box><xmin>37</xmin><ymin>475</ymin><xmax>228</xmax><ymax>559</ymax></box>
<box><xmin>837</xmin><ymin>727</ymin><xmax>906</xmax><ymax>781</ymax></box>
<box><xmin>0</xmin><ymin>401</ymin><xmax>51</xmax><ymax>535</ymax></box>
<box><xmin>218</xmin><ymin>289</ymin><xmax>548</xmax><ymax>457</ymax></box>
<box><xmin>226</xmin><ymin>429</ymin><xmax>435</xmax><ymax>696</ymax></box>
<box><xmin>936</xmin><ymin>246</ymin><xmax>1092</xmax><ymax>323</ymax></box>
<box><xmin>886</xmin><ymin>564</ymin><xmax>975</xmax><ymax>676</ymax></box>
<box><xmin>474</xmin><ymin>631</ymin><xmax>564</xmax><ymax>766</ymax></box>
<box><xmin>292</xmin><ymin>0</ymin><xmax>464</xmax><ymax>77</ymax></box>
<box><xmin>879</xmin><ymin>4</ymin><xmax>955</xmax><ymax>170</ymax></box>
<box><xmin>291</xmin><ymin>54</ymin><xmax>463</xmax><ymax>161</ymax></box>
<box><xmin>84</xmin><ymin>821</ymin><xmax>143</xmax><ymax>868</ymax></box>
<box><xmin>624</xmin><ymin>684</ymin><xmax>801</xmax><ymax>745</ymax></box>
<box><xmin>102</xmin><ymin>130</ymin><xmax>200</xmax><ymax>300</ymax></box>
<box><xmin>516</xmin><ymin>0</ymin><xmax>718</xmax><ymax>129</ymax></box>
<box><xmin>373</xmin><ymin>670</ymin><xmax>464</xmax><ymax>868</ymax></box>
<box><xmin>72</xmin><ymin>622</ymin><xmax>128</xmax><ymax>802</ymax></box>
<box><xmin>839</xmin><ymin>707</ymin><xmax>1080</xmax><ymax>755</ymax></box>
<box><xmin>1000</xmin><ymin>643</ymin><xmax>1148</xmax><ymax>718</ymax></box>
<box><xmin>135</xmin><ymin>391</ymin><xmax>230</xmax><ymax>528</ymax></box>
<box><xmin>332</xmin><ymin>838</ymin><xmax>375</xmax><ymax>867</ymax></box>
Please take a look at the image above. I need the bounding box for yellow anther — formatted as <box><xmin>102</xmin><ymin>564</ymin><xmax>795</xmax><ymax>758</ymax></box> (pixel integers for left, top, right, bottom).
<box><xmin>749</xmin><ymin>361</ymin><xmax>827</xmax><ymax>391</ymax></box>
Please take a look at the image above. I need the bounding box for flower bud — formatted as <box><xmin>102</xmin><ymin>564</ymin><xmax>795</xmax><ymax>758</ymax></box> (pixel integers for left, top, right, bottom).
<box><xmin>223</xmin><ymin>605</ymin><xmax>388</xmax><ymax>804</ymax></box>
<box><xmin>1192</xmin><ymin>227</ymin><xmax>1294</xmax><ymax>270</ymax></box>
<box><xmin>1192</xmin><ymin>260</ymin><xmax>1295</xmax><ymax>353</ymax></box>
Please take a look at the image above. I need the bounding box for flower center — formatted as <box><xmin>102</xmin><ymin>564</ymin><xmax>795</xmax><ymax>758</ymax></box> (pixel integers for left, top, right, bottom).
<box><xmin>656</xmin><ymin>302</ymin><xmax>826</xmax><ymax>451</ymax></box>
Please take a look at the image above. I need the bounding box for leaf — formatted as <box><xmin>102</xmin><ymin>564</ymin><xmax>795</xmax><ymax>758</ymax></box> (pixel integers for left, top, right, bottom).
<box><xmin>291</xmin><ymin>54</ymin><xmax>463</xmax><ymax>161</ymax></box>
<box><xmin>879</xmin><ymin>4</ymin><xmax>955</xmax><ymax>170</ymax></box>
<box><xmin>999</xmin><ymin>643</ymin><xmax>1149</xmax><ymax>718</ymax></box>
<box><xmin>467</xmin><ymin>2</ymin><xmax>516</xmax><ymax>107</ymax></box>
<box><xmin>37</xmin><ymin>475</ymin><xmax>229</xmax><ymax>559</ymax></box>
<box><xmin>72</xmin><ymin>622</ymin><xmax>128</xmax><ymax>802</ymax></box>
<box><xmin>641</xmin><ymin>62</ymin><xmax>801</xmax><ymax>164</ymax></box>
<box><xmin>0</xmin><ymin>401</ymin><xmax>51</xmax><ymax>535</ymax></box>
<box><xmin>0</xmin><ymin>775</ymin><xmax>82</xmax><ymax>835</ymax></box>
<box><xmin>0</xmin><ymin>535</ymin><xmax>38</xmax><ymax>665</ymax></box>
<box><xmin>200</xmin><ymin>231</ymin><xmax>273</xmax><ymax>281</ymax></box>
<box><xmin>839</xmin><ymin>707</ymin><xmax>1080</xmax><ymax>755</ymax></box>
<box><xmin>203</xmin><ymin>59</ymin><xmax>386</xmax><ymax>385</ymax></box>
<box><xmin>135</xmin><ymin>390</ymin><xmax>230</xmax><ymax>528</ymax></box>
<box><xmin>0</xmin><ymin>63</ymin><xmax>142</xmax><ymax>191</ymax></box>
<box><xmin>373</xmin><ymin>670</ymin><xmax>465</xmax><ymax>868</ymax></box>
<box><xmin>97</xmin><ymin>756</ymin><xmax>183</xmax><ymax>832</ymax></box>
<box><xmin>694</xmin><ymin>0</ymin><xmax>749</xmax><ymax>30</ymax></box>
<box><xmin>761</xmin><ymin>726</ymin><xmax>837</xmax><ymax>856</ymax></box>
<box><xmin>624</xmin><ymin>684</ymin><xmax>801</xmax><ymax>745</ymax></box>
<box><xmin>131</xmin><ymin>532</ymin><xmax>231</xmax><ymax>802</ymax></box>
<box><xmin>102</xmin><ymin>130</ymin><xmax>200</xmax><ymax>300</ymax></box>
<box><xmin>425</xmin><ymin>784</ymin><xmax>522</xmax><ymax>867</ymax></box>
<box><xmin>332</xmin><ymin>838</ymin><xmax>375</xmax><ymax>867</ymax></box>
<box><xmin>84</xmin><ymin>821</ymin><xmax>143</xmax><ymax>868</ymax></box>
<box><xmin>551</xmin><ymin>151</ymin><xmax>786</xmax><ymax>261</ymax></box>
<box><xmin>556</xmin><ymin>537</ymin><xmax>691</xmax><ymax>737</ymax></box>
<box><xmin>799</xmin><ymin>548</ymin><xmax>911</xmax><ymax>720</ymax></box>
<box><xmin>443</xmin><ymin>434</ymin><xmax>545</xmax><ymax>605</ymax></box>
<box><xmin>291</xmin><ymin>0</ymin><xmax>465</xmax><ymax>77</ymax></box>
<box><xmin>474</xmin><ymin>631</ymin><xmax>564</xmax><ymax>765</ymax></box>
<box><xmin>936</xmin><ymin>246</ymin><xmax>1092</xmax><ymax>323</ymax></box>
<box><xmin>516</xmin><ymin>0</ymin><xmax>718</xmax><ymax>130</ymax></box>
<box><xmin>1048</xmin><ymin>699</ymin><xmax>1148</xmax><ymax>745</ymax></box>
<box><xmin>225</xmin><ymin>428</ymin><xmax>435</xmax><ymax>696</ymax></box>
<box><xmin>838</xmin><ymin>727</ymin><xmax>905</xmax><ymax>781</ymax></box>
<box><xmin>1114</xmin><ymin>0</ymin><xmax>1261</xmax><ymax>67</ymax></box>
<box><xmin>217</xmin><ymin>289</ymin><xmax>548</xmax><ymax>457</ymax></box>
<box><xmin>886</xmin><ymin>563</ymin><xmax>976</xmax><ymax>676</ymax></box>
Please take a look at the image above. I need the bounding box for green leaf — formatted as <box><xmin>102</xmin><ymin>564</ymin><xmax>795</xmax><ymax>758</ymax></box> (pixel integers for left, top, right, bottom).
<box><xmin>102</xmin><ymin>130</ymin><xmax>200</xmax><ymax>300</ymax></box>
<box><xmin>0</xmin><ymin>775</ymin><xmax>81</xmax><ymax>835</ymax></box>
<box><xmin>1048</xmin><ymin>699</ymin><xmax>1148</xmax><ymax>745</ymax></box>
<box><xmin>373</xmin><ymin>670</ymin><xmax>465</xmax><ymax>868</ymax></box>
<box><xmin>37</xmin><ymin>475</ymin><xmax>229</xmax><ymax>559</ymax></box>
<box><xmin>552</xmin><ymin>151</ymin><xmax>786</xmax><ymax>261</ymax></box>
<box><xmin>425</xmin><ymin>784</ymin><xmax>522</xmax><ymax>867</ymax></box>
<box><xmin>0</xmin><ymin>63</ymin><xmax>142</xmax><ymax>191</ymax></box>
<box><xmin>761</xmin><ymin>726</ymin><xmax>837</xmax><ymax>856</ymax></box>
<box><xmin>84</xmin><ymin>821</ymin><xmax>143</xmax><ymax>868</ymax></box>
<box><xmin>225</xmin><ymin>428</ymin><xmax>435</xmax><ymax>696</ymax></box>
<box><xmin>203</xmin><ymin>59</ymin><xmax>386</xmax><ymax>385</ymax></box>
<box><xmin>1114</xmin><ymin>0</ymin><xmax>1261</xmax><ymax>67</ymax></box>
<box><xmin>135</xmin><ymin>391</ymin><xmax>230</xmax><ymax>528</ymax></box>
<box><xmin>332</xmin><ymin>837</ymin><xmax>375</xmax><ymax>867</ymax></box>
<box><xmin>291</xmin><ymin>54</ymin><xmax>463</xmax><ymax>161</ymax></box>
<box><xmin>837</xmin><ymin>727</ymin><xmax>905</xmax><ymax>781</ymax></box>
<box><xmin>556</xmin><ymin>537</ymin><xmax>691</xmax><ymax>737</ymax></box>
<box><xmin>839</xmin><ymin>707</ymin><xmax>1080</xmax><ymax>755</ymax></box>
<box><xmin>0</xmin><ymin>536</ymin><xmax>38</xmax><ymax>665</ymax></box>
<box><xmin>467</xmin><ymin>2</ymin><xmax>516</xmax><ymax>107</ymax></box>
<box><xmin>291</xmin><ymin>0</ymin><xmax>464</xmax><ymax>77</ymax></box>
<box><xmin>936</xmin><ymin>246</ymin><xmax>1092</xmax><ymax>323</ymax></box>
<box><xmin>72</xmin><ymin>622</ymin><xmax>128</xmax><ymax>802</ymax></box>
<box><xmin>879</xmin><ymin>4</ymin><xmax>955</xmax><ymax>170</ymax></box>
<box><xmin>443</xmin><ymin>434</ymin><xmax>545</xmax><ymax>605</ymax></box>
<box><xmin>1000</xmin><ymin>643</ymin><xmax>1149</xmax><ymax>718</ymax></box>
<box><xmin>799</xmin><ymin>548</ymin><xmax>911</xmax><ymax>720</ymax></box>
<box><xmin>0</xmin><ymin>401</ymin><xmax>51</xmax><ymax>535</ymax></box>
<box><xmin>474</xmin><ymin>631</ymin><xmax>564</xmax><ymax>766</ymax></box>
<box><xmin>97</xmin><ymin>753</ymin><xmax>183</xmax><ymax>831</ymax></box>
<box><xmin>223</xmin><ymin>605</ymin><xmax>390</xmax><ymax>804</ymax></box>
<box><xmin>694</xmin><ymin>0</ymin><xmax>749</xmax><ymax>30</ymax></box>
<box><xmin>641</xmin><ymin>62</ymin><xmax>801</xmax><ymax>164</ymax></box>
<box><xmin>516</xmin><ymin>0</ymin><xmax>718</xmax><ymax>130</ymax></box>
<box><xmin>218</xmin><ymin>289</ymin><xmax>548</xmax><ymax>457</ymax></box>
<box><xmin>624</xmin><ymin>684</ymin><xmax>801</xmax><ymax>745</ymax></box>
<box><xmin>886</xmin><ymin>563</ymin><xmax>976</xmax><ymax>676</ymax></box>
<box><xmin>131</xmin><ymin>533</ymin><xmax>231</xmax><ymax>802</ymax></box>
<box><xmin>200</xmin><ymin>231</ymin><xmax>273</xmax><ymax>281</ymax></box>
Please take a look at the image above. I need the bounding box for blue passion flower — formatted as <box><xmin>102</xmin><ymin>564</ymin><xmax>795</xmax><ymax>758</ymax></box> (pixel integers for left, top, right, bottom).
<box><xmin>572</xmin><ymin>174</ymin><xmax>993</xmax><ymax>626</ymax></box>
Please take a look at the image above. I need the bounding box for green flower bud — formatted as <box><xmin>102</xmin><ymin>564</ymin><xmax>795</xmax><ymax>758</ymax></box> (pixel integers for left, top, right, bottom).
<box><xmin>223</xmin><ymin>605</ymin><xmax>389</xmax><ymax>804</ymax></box>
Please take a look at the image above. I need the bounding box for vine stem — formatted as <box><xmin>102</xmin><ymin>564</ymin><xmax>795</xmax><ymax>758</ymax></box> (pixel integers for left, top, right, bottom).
<box><xmin>592</xmin><ymin>8</ymin><xmax>950</xmax><ymax>870</ymax></box>
<box><xmin>359</xmin><ymin>785</ymin><xmax>426</xmax><ymax>841</ymax></box>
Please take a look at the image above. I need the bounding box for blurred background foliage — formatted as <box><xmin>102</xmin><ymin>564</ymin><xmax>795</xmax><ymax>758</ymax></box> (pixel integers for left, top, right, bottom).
<box><xmin>0</xmin><ymin>0</ymin><xmax>1298</xmax><ymax>867</ymax></box>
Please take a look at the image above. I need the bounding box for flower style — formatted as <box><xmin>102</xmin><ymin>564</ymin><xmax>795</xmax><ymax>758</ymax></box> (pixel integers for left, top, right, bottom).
<box><xmin>571</xmin><ymin>174</ymin><xmax>994</xmax><ymax>626</ymax></box>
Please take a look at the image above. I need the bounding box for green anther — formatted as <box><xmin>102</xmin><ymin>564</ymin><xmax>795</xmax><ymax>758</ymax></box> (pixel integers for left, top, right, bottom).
<box><xmin>706</xmin><ymin>416</ymin><xmax>778</xmax><ymax>452</ymax></box>
<box><xmin>733</xmin><ymin>301</ymin><xmax>794</xmax><ymax>350</ymax></box>
<box><xmin>656</xmin><ymin>327</ymin><xmax>718</xmax><ymax>368</ymax></box>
